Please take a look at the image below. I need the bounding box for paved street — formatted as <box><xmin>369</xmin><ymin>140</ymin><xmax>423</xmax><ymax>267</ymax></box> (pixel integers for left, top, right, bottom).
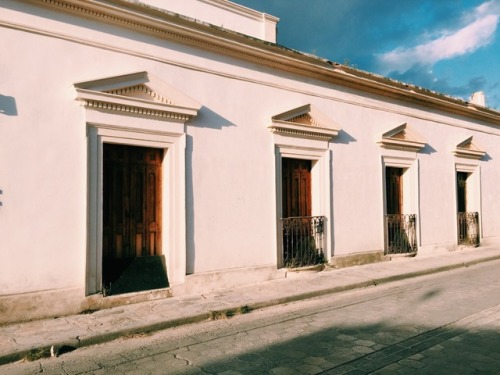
<box><xmin>2</xmin><ymin>259</ymin><xmax>500</xmax><ymax>375</ymax></box>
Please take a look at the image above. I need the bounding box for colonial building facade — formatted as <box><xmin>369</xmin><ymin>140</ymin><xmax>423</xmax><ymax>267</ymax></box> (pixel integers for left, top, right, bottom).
<box><xmin>1</xmin><ymin>0</ymin><xmax>500</xmax><ymax>323</ymax></box>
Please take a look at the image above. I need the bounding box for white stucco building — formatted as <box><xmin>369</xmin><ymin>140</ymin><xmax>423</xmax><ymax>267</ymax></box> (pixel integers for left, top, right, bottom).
<box><xmin>1</xmin><ymin>0</ymin><xmax>500</xmax><ymax>323</ymax></box>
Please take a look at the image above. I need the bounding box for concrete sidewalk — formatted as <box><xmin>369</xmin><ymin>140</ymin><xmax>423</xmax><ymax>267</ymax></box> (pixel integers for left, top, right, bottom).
<box><xmin>2</xmin><ymin>246</ymin><xmax>500</xmax><ymax>366</ymax></box>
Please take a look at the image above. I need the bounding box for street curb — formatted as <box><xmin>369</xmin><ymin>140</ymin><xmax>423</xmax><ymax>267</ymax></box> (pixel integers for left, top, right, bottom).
<box><xmin>0</xmin><ymin>313</ymin><xmax>212</xmax><ymax>366</ymax></box>
<box><xmin>2</xmin><ymin>253</ymin><xmax>500</xmax><ymax>366</ymax></box>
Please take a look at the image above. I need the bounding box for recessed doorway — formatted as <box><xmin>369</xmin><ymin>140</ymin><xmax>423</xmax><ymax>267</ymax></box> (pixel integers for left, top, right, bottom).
<box><xmin>384</xmin><ymin>166</ymin><xmax>417</xmax><ymax>254</ymax></box>
<box><xmin>102</xmin><ymin>143</ymin><xmax>168</xmax><ymax>295</ymax></box>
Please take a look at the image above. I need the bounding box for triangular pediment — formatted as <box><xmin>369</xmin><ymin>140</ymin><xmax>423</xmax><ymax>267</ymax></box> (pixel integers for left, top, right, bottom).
<box><xmin>454</xmin><ymin>136</ymin><xmax>485</xmax><ymax>159</ymax></box>
<box><xmin>103</xmin><ymin>84</ymin><xmax>174</xmax><ymax>105</ymax></box>
<box><xmin>74</xmin><ymin>71</ymin><xmax>201</xmax><ymax>121</ymax></box>
<box><xmin>269</xmin><ymin>104</ymin><xmax>340</xmax><ymax>140</ymax></box>
<box><xmin>378</xmin><ymin>123</ymin><xmax>426</xmax><ymax>151</ymax></box>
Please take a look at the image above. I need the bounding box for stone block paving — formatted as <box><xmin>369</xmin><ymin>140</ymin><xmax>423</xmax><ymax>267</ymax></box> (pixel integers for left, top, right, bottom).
<box><xmin>132</xmin><ymin>306</ymin><xmax>499</xmax><ymax>374</ymax></box>
<box><xmin>1</xmin><ymin>246</ymin><xmax>500</xmax><ymax>373</ymax></box>
<box><xmin>333</xmin><ymin>305</ymin><xmax>500</xmax><ymax>374</ymax></box>
<box><xmin>5</xmin><ymin>290</ymin><xmax>498</xmax><ymax>375</ymax></box>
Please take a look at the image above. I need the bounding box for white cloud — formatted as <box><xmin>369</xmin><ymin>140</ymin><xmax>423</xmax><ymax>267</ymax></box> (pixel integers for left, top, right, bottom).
<box><xmin>474</xmin><ymin>0</ymin><xmax>500</xmax><ymax>18</ymax></box>
<box><xmin>377</xmin><ymin>1</ymin><xmax>499</xmax><ymax>74</ymax></box>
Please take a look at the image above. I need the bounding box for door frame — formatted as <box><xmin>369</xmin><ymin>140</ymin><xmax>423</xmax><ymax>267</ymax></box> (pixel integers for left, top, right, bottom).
<box><xmin>454</xmin><ymin>162</ymin><xmax>482</xmax><ymax>243</ymax></box>
<box><xmin>381</xmin><ymin>155</ymin><xmax>420</xmax><ymax>249</ymax></box>
<box><xmin>75</xmin><ymin>71</ymin><xmax>200</xmax><ymax>296</ymax></box>
<box><xmin>87</xmin><ymin>123</ymin><xmax>187</xmax><ymax>295</ymax></box>
<box><xmin>274</xmin><ymin>145</ymin><xmax>332</xmax><ymax>267</ymax></box>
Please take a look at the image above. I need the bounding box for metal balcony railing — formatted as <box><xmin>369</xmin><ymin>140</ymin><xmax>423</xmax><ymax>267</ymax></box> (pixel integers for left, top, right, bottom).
<box><xmin>281</xmin><ymin>216</ymin><xmax>325</xmax><ymax>268</ymax></box>
<box><xmin>458</xmin><ymin>212</ymin><xmax>480</xmax><ymax>246</ymax></box>
<box><xmin>384</xmin><ymin>214</ymin><xmax>417</xmax><ymax>255</ymax></box>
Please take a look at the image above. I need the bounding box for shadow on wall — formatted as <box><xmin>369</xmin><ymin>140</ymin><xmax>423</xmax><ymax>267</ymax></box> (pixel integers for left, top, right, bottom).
<box><xmin>0</xmin><ymin>95</ymin><xmax>18</xmax><ymax>116</ymax></box>
<box><xmin>482</xmin><ymin>152</ymin><xmax>493</xmax><ymax>162</ymax></box>
<box><xmin>419</xmin><ymin>143</ymin><xmax>437</xmax><ymax>155</ymax></box>
<box><xmin>102</xmin><ymin>256</ymin><xmax>169</xmax><ymax>296</ymax></box>
<box><xmin>189</xmin><ymin>106</ymin><xmax>236</xmax><ymax>130</ymax></box>
<box><xmin>332</xmin><ymin>129</ymin><xmax>356</xmax><ymax>145</ymax></box>
<box><xmin>186</xmin><ymin>134</ymin><xmax>195</xmax><ymax>275</ymax></box>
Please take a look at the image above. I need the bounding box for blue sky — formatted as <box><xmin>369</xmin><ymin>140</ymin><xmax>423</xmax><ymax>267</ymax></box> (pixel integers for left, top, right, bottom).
<box><xmin>232</xmin><ymin>0</ymin><xmax>500</xmax><ymax>110</ymax></box>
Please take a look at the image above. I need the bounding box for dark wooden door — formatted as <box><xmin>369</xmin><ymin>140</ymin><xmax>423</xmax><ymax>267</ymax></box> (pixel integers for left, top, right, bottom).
<box><xmin>457</xmin><ymin>172</ymin><xmax>468</xmax><ymax>213</ymax></box>
<box><xmin>386</xmin><ymin>167</ymin><xmax>403</xmax><ymax>215</ymax></box>
<box><xmin>385</xmin><ymin>167</ymin><xmax>411</xmax><ymax>254</ymax></box>
<box><xmin>282</xmin><ymin>158</ymin><xmax>311</xmax><ymax>218</ymax></box>
<box><xmin>103</xmin><ymin>144</ymin><xmax>163</xmax><ymax>260</ymax></box>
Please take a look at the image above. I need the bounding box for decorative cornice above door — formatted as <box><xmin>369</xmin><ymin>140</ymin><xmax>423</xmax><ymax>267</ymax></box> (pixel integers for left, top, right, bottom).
<box><xmin>454</xmin><ymin>136</ymin><xmax>486</xmax><ymax>160</ymax></box>
<box><xmin>269</xmin><ymin>104</ymin><xmax>340</xmax><ymax>141</ymax></box>
<box><xmin>378</xmin><ymin>123</ymin><xmax>426</xmax><ymax>152</ymax></box>
<box><xmin>74</xmin><ymin>71</ymin><xmax>200</xmax><ymax>121</ymax></box>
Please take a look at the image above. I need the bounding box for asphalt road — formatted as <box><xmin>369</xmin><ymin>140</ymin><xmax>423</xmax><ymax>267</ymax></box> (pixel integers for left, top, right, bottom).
<box><xmin>3</xmin><ymin>259</ymin><xmax>500</xmax><ymax>374</ymax></box>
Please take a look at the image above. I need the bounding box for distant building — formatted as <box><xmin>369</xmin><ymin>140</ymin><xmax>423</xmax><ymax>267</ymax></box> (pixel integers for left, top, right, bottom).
<box><xmin>1</xmin><ymin>0</ymin><xmax>499</xmax><ymax>323</ymax></box>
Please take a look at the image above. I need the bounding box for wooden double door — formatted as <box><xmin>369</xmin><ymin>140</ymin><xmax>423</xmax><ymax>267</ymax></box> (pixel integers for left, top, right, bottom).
<box><xmin>282</xmin><ymin>158</ymin><xmax>312</xmax><ymax>218</ymax></box>
<box><xmin>103</xmin><ymin>144</ymin><xmax>163</xmax><ymax>261</ymax></box>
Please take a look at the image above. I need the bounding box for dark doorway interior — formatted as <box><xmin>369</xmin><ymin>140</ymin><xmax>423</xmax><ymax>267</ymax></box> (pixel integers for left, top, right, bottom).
<box><xmin>456</xmin><ymin>171</ymin><xmax>479</xmax><ymax>246</ymax></box>
<box><xmin>102</xmin><ymin>143</ymin><xmax>168</xmax><ymax>295</ymax></box>
<box><xmin>457</xmin><ymin>171</ymin><xmax>468</xmax><ymax>213</ymax></box>
<box><xmin>385</xmin><ymin>167</ymin><xmax>403</xmax><ymax>215</ymax></box>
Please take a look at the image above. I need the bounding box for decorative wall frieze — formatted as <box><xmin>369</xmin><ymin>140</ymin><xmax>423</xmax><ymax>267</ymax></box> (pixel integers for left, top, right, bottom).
<box><xmin>83</xmin><ymin>99</ymin><xmax>190</xmax><ymax>120</ymax></box>
<box><xmin>104</xmin><ymin>84</ymin><xmax>176</xmax><ymax>106</ymax></box>
<box><xmin>268</xmin><ymin>125</ymin><xmax>335</xmax><ymax>141</ymax></box>
<box><xmin>35</xmin><ymin>0</ymin><xmax>286</xmax><ymax>70</ymax></box>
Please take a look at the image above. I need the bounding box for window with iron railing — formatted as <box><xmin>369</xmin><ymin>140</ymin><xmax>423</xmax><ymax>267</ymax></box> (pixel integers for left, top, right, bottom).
<box><xmin>281</xmin><ymin>216</ymin><xmax>325</xmax><ymax>268</ymax></box>
<box><xmin>457</xmin><ymin>212</ymin><xmax>479</xmax><ymax>246</ymax></box>
<box><xmin>384</xmin><ymin>214</ymin><xmax>417</xmax><ymax>255</ymax></box>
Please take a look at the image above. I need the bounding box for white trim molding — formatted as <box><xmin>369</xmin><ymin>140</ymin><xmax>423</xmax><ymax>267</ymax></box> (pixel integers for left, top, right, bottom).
<box><xmin>381</xmin><ymin>151</ymin><xmax>421</xmax><ymax>251</ymax></box>
<box><xmin>76</xmin><ymin>72</ymin><xmax>200</xmax><ymax>295</ymax></box>
<box><xmin>454</xmin><ymin>161</ymin><xmax>482</xmax><ymax>243</ymax></box>
<box><xmin>270</xmin><ymin>105</ymin><xmax>339</xmax><ymax>266</ymax></box>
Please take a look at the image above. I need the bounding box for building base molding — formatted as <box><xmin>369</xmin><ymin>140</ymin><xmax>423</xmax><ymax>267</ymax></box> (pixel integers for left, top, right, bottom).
<box><xmin>329</xmin><ymin>251</ymin><xmax>389</xmax><ymax>269</ymax></box>
<box><xmin>478</xmin><ymin>236</ymin><xmax>500</xmax><ymax>247</ymax></box>
<box><xmin>175</xmin><ymin>265</ymin><xmax>287</xmax><ymax>295</ymax></box>
<box><xmin>0</xmin><ymin>287</ymin><xmax>85</xmax><ymax>325</ymax></box>
<box><xmin>0</xmin><ymin>287</ymin><xmax>175</xmax><ymax>325</ymax></box>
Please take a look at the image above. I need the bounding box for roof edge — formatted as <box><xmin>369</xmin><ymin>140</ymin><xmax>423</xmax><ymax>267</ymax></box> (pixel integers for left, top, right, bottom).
<box><xmin>29</xmin><ymin>0</ymin><xmax>500</xmax><ymax>125</ymax></box>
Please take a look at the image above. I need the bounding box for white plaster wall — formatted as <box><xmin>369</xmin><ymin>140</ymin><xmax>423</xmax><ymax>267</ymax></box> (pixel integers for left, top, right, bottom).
<box><xmin>0</xmin><ymin>28</ymin><xmax>88</xmax><ymax>294</ymax></box>
<box><xmin>417</xmin><ymin>119</ymin><xmax>466</xmax><ymax>247</ymax></box>
<box><xmin>141</xmin><ymin>0</ymin><xmax>278</xmax><ymax>42</ymax></box>
<box><xmin>182</xmin><ymin>73</ymin><xmax>286</xmax><ymax>273</ymax></box>
<box><xmin>0</xmin><ymin>1</ymin><xmax>282</xmax><ymax>293</ymax></box>
<box><xmin>328</xmin><ymin>104</ymin><xmax>388</xmax><ymax>255</ymax></box>
<box><xmin>471</xmin><ymin>130</ymin><xmax>500</xmax><ymax>242</ymax></box>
